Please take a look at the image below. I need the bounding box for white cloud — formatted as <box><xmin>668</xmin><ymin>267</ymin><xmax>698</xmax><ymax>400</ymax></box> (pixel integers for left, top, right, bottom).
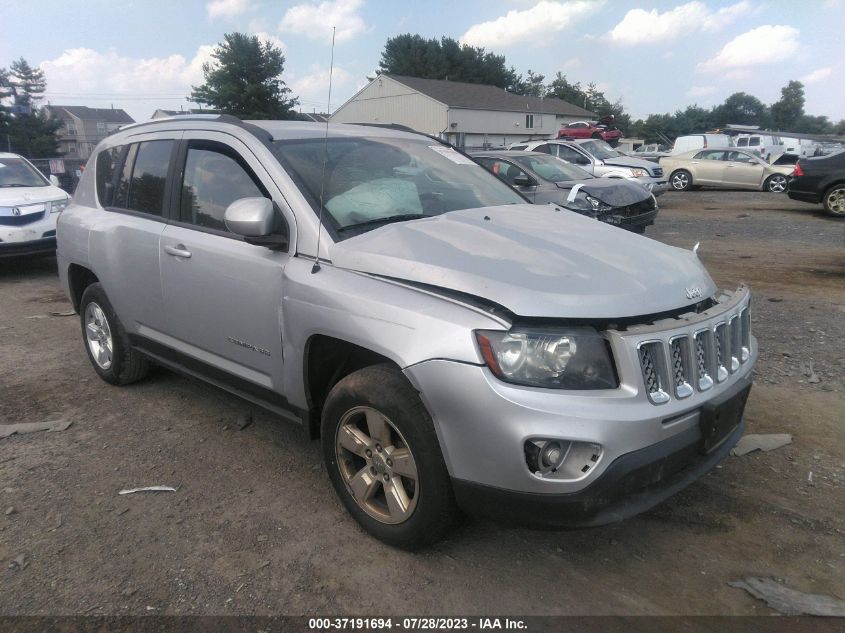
<box><xmin>252</xmin><ymin>32</ymin><xmax>287</xmax><ymax>52</ymax></box>
<box><xmin>288</xmin><ymin>66</ymin><xmax>353</xmax><ymax>112</ymax></box>
<box><xmin>461</xmin><ymin>1</ymin><xmax>603</xmax><ymax>48</ymax></box>
<box><xmin>206</xmin><ymin>0</ymin><xmax>253</xmax><ymax>20</ymax></box>
<box><xmin>698</xmin><ymin>25</ymin><xmax>800</xmax><ymax>72</ymax></box>
<box><xmin>561</xmin><ymin>57</ymin><xmax>581</xmax><ymax>69</ymax></box>
<box><xmin>279</xmin><ymin>0</ymin><xmax>366</xmax><ymax>43</ymax></box>
<box><xmin>686</xmin><ymin>85</ymin><xmax>717</xmax><ymax>97</ymax></box>
<box><xmin>39</xmin><ymin>46</ymin><xmax>215</xmax><ymax>121</ymax></box>
<box><xmin>609</xmin><ymin>1</ymin><xmax>751</xmax><ymax>45</ymax></box>
<box><xmin>823</xmin><ymin>0</ymin><xmax>842</xmax><ymax>7</ymax></box>
<box><xmin>801</xmin><ymin>67</ymin><xmax>832</xmax><ymax>84</ymax></box>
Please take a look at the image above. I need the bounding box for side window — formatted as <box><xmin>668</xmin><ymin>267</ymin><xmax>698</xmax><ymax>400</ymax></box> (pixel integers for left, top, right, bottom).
<box><xmin>556</xmin><ymin>145</ymin><xmax>587</xmax><ymax>164</ymax></box>
<box><xmin>492</xmin><ymin>160</ymin><xmax>529</xmax><ymax>187</ymax></box>
<box><xmin>96</xmin><ymin>146</ymin><xmax>123</xmax><ymax>207</ymax></box>
<box><xmin>694</xmin><ymin>150</ymin><xmax>725</xmax><ymax>160</ymax></box>
<box><xmin>113</xmin><ymin>144</ymin><xmax>137</xmax><ymax>210</ymax></box>
<box><xmin>127</xmin><ymin>140</ymin><xmax>174</xmax><ymax>216</ymax></box>
<box><xmin>179</xmin><ymin>143</ymin><xmax>268</xmax><ymax>231</ymax></box>
<box><xmin>533</xmin><ymin>144</ymin><xmax>551</xmax><ymax>154</ymax></box>
<box><xmin>749</xmin><ymin>137</ymin><xmax>760</xmax><ymax>147</ymax></box>
<box><xmin>727</xmin><ymin>151</ymin><xmax>754</xmax><ymax>163</ymax></box>
<box><xmin>737</xmin><ymin>138</ymin><xmax>748</xmax><ymax>147</ymax></box>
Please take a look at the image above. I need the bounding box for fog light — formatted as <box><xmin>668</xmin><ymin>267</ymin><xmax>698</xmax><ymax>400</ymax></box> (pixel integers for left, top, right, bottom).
<box><xmin>525</xmin><ymin>439</ymin><xmax>602</xmax><ymax>479</ymax></box>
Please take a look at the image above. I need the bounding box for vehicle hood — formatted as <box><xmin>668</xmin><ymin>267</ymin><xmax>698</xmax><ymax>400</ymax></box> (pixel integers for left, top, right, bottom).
<box><xmin>601</xmin><ymin>155</ymin><xmax>657</xmax><ymax>171</ymax></box>
<box><xmin>555</xmin><ymin>178</ymin><xmax>652</xmax><ymax>207</ymax></box>
<box><xmin>0</xmin><ymin>185</ymin><xmax>68</xmax><ymax>206</ymax></box>
<box><xmin>330</xmin><ymin>204</ymin><xmax>715</xmax><ymax>319</ymax></box>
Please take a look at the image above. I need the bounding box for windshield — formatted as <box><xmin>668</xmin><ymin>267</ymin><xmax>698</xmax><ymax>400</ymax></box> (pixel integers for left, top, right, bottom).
<box><xmin>578</xmin><ymin>140</ymin><xmax>623</xmax><ymax>160</ymax></box>
<box><xmin>0</xmin><ymin>157</ymin><xmax>49</xmax><ymax>188</ymax></box>
<box><xmin>511</xmin><ymin>154</ymin><xmax>592</xmax><ymax>182</ymax></box>
<box><xmin>273</xmin><ymin>136</ymin><xmax>524</xmax><ymax>238</ymax></box>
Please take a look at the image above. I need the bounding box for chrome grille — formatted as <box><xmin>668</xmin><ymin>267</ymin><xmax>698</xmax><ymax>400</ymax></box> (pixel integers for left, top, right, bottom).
<box><xmin>638</xmin><ymin>342</ymin><xmax>669</xmax><ymax>404</ymax></box>
<box><xmin>714</xmin><ymin>322</ymin><xmax>729</xmax><ymax>382</ymax></box>
<box><xmin>634</xmin><ymin>297</ymin><xmax>752</xmax><ymax>405</ymax></box>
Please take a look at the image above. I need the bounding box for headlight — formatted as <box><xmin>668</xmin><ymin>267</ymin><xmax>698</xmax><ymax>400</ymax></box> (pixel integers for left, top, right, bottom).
<box><xmin>50</xmin><ymin>198</ymin><xmax>70</xmax><ymax>214</ymax></box>
<box><xmin>564</xmin><ymin>191</ymin><xmax>612</xmax><ymax>215</ymax></box>
<box><xmin>630</xmin><ymin>168</ymin><xmax>648</xmax><ymax>178</ymax></box>
<box><xmin>475</xmin><ymin>327</ymin><xmax>618</xmax><ymax>389</ymax></box>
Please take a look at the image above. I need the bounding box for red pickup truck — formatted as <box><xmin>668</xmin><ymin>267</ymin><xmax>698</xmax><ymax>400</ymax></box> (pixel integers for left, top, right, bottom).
<box><xmin>558</xmin><ymin>118</ymin><xmax>623</xmax><ymax>145</ymax></box>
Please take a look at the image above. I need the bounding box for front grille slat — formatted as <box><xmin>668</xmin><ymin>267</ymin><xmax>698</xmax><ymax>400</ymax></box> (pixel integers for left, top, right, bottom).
<box><xmin>637</xmin><ymin>301</ymin><xmax>751</xmax><ymax>405</ymax></box>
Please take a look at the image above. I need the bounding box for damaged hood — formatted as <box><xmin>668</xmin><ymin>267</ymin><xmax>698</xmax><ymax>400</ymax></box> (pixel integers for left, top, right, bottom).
<box><xmin>555</xmin><ymin>178</ymin><xmax>652</xmax><ymax>207</ymax></box>
<box><xmin>330</xmin><ymin>204</ymin><xmax>716</xmax><ymax>319</ymax></box>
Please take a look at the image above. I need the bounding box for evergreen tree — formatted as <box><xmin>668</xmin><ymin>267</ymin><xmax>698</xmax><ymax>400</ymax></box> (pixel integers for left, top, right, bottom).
<box><xmin>190</xmin><ymin>33</ymin><xmax>298</xmax><ymax>119</ymax></box>
<box><xmin>771</xmin><ymin>80</ymin><xmax>805</xmax><ymax>130</ymax></box>
<box><xmin>0</xmin><ymin>59</ymin><xmax>61</xmax><ymax>157</ymax></box>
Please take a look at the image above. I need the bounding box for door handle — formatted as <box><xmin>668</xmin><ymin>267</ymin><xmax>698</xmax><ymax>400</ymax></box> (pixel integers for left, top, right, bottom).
<box><xmin>164</xmin><ymin>244</ymin><xmax>192</xmax><ymax>259</ymax></box>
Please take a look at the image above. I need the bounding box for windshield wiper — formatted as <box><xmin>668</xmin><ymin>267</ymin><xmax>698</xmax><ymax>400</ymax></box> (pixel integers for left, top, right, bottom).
<box><xmin>337</xmin><ymin>213</ymin><xmax>430</xmax><ymax>232</ymax></box>
<box><xmin>0</xmin><ymin>183</ymin><xmax>32</xmax><ymax>188</ymax></box>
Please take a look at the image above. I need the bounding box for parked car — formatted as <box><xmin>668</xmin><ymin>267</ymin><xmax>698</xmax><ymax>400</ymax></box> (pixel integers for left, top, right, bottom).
<box><xmin>0</xmin><ymin>152</ymin><xmax>70</xmax><ymax>258</ymax></box>
<box><xmin>670</xmin><ymin>134</ymin><xmax>731</xmax><ymax>156</ymax></box>
<box><xmin>511</xmin><ymin>139</ymin><xmax>668</xmax><ymax>196</ymax></box>
<box><xmin>787</xmin><ymin>150</ymin><xmax>845</xmax><ymax>218</ymax></box>
<box><xmin>472</xmin><ymin>150</ymin><xmax>658</xmax><ymax>233</ymax></box>
<box><xmin>58</xmin><ymin>115</ymin><xmax>756</xmax><ymax>549</ymax></box>
<box><xmin>628</xmin><ymin>143</ymin><xmax>670</xmax><ymax>163</ymax></box>
<box><xmin>557</xmin><ymin>119</ymin><xmax>623</xmax><ymax>145</ymax></box>
<box><xmin>661</xmin><ymin>148</ymin><xmax>793</xmax><ymax>192</ymax></box>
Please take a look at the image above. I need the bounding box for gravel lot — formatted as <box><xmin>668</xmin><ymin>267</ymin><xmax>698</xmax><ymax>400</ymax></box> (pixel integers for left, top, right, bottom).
<box><xmin>1</xmin><ymin>190</ymin><xmax>843</xmax><ymax>616</ymax></box>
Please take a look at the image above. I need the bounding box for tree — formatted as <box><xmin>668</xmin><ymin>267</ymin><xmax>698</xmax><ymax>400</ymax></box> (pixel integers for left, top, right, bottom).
<box><xmin>712</xmin><ymin>92</ymin><xmax>770</xmax><ymax>128</ymax></box>
<box><xmin>771</xmin><ymin>80</ymin><xmax>805</xmax><ymax>130</ymax></box>
<box><xmin>0</xmin><ymin>58</ymin><xmax>61</xmax><ymax>157</ymax></box>
<box><xmin>378</xmin><ymin>34</ymin><xmax>520</xmax><ymax>90</ymax></box>
<box><xmin>545</xmin><ymin>72</ymin><xmax>585</xmax><ymax>107</ymax></box>
<box><xmin>513</xmin><ymin>70</ymin><xmax>545</xmax><ymax>97</ymax></box>
<box><xmin>190</xmin><ymin>33</ymin><xmax>298</xmax><ymax>119</ymax></box>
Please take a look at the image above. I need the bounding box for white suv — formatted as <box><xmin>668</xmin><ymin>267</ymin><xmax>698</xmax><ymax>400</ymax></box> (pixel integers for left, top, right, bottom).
<box><xmin>0</xmin><ymin>153</ymin><xmax>70</xmax><ymax>258</ymax></box>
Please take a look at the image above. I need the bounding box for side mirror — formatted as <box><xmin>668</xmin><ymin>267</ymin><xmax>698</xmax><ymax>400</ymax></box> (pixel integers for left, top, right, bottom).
<box><xmin>513</xmin><ymin>175</ymin><xmax>532</xmax><ymax>186</ymax></box>
<box><xmin>49</xmin><ymin>175</ymin><xmax>60</xmax><ymax>187</ymax></box>
<box><xmin>224</xmin><ymin>197</ymin><xmax>287</xmax><ymax>249</ymax></box>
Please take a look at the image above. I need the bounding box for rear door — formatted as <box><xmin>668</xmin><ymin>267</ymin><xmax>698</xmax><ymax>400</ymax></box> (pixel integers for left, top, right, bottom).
<box><xmin>690</xmin><ymin>150</ymin><xmax>727</xmax><ymax>185</ymax></box>
<box><xmin>723</xmin><ymin>151</ymin><xmax>765</xmax><ymax>188</ymax></box>
<box><xmin>88</xmin><ymin>132</ymin><xmax>181</xmax><ymax>339</ymax></box>
<box><xmin>159</xmin><ymin>132</ymin><xmax>292</xmax><ymax>394</ymax></box>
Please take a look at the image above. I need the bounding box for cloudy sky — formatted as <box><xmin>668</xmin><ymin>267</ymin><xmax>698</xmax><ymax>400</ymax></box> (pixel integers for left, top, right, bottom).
<box><xmin>2</xmin><ymin>0</ymin><xmax>842</xmax><ymax>124</ymax></box>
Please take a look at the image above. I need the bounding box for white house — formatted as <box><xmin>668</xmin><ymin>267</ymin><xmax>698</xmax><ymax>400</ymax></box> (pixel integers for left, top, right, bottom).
<box><xmin>330</xmin><ymin>74</ymin><xmax>596</xmax><ymax>149</ymax></box>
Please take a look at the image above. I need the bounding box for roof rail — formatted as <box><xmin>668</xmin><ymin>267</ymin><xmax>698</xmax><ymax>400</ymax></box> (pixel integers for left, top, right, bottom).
<box><xmin>118</xmin><ymin>113</ymin><xmax>274</xmax><ymax>143</ymax></box>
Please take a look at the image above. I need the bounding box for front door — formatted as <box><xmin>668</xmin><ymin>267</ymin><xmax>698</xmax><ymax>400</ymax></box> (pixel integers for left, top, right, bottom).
<box><xmin>722</xmin><ymin>151</ymin><xmax>765</xmax><ymax>188</ymax></box>
<box><xmin>159</xmin><ymin>132</ymin><xmax>291</xmax><ymax>395</ymax></box>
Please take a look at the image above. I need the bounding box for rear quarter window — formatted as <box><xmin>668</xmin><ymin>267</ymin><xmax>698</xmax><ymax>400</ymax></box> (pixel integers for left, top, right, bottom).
<box><xmin>96</xmin><ymin>147</ymin><xmax>123</xmax><ymax>207</ymax></box>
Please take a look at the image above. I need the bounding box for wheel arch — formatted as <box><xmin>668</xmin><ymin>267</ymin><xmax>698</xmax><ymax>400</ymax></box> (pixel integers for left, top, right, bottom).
<box><xmin>67</xmin><ymin>264</ymin><xmax>99</xmax><ymax>312</ymax></box>
<box><xmin>302</xmin><ymin>334</ymin><xmax>400</xmax><ymax>439</ymax></box>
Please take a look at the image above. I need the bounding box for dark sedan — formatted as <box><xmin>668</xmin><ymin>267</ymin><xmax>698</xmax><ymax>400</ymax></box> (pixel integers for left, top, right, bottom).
<box><xmin>787</xmin><ymin>150</ymin><xmax>845</xmax><ymax>218</ymax></box>
<box><xmin>471</xmin><ymin>150</ymin><xmax>658</xmax><ymax>232</ymax></box>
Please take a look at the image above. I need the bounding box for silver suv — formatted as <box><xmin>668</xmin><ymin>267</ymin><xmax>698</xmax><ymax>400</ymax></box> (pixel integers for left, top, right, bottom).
<box><xmin>58</xmin><ymin>115</ymin><xmax>756</xmax><ymax>549</ymax></box>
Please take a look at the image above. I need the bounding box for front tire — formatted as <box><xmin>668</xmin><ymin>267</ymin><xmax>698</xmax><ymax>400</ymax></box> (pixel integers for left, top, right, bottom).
<box><xmin>321</xmin><ymin>364</ymin><xmax>459</xmax><ymax>550</ymax></box>
<box><xmin>671</xmin><ymin>169</ymin><xmax>693</xmax><ymax>191</ymax></box>
<box><xmin>822</xmin><ymin>184</ymin><xmax>845</xmax><ymax>217</ymax></box>
<box><xmin>79</xmin><ymin>283</ymin><xmax>149</xmax><ymax>385</ymax></box>
<box><xmin>765</xmin><ymin>174</ymin><xmax>788</xmax><ymax>193</ymax></box>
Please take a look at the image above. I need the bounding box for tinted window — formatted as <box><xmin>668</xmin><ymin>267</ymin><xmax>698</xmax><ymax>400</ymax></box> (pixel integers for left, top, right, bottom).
<box><xmin>180</xmin><ymin>144</ymin><xmax>268</xmax><ymax>231</ymax></box>
<box><xmin>749</xmin><ymin>137</ymin><xmax>760</xmax><ymax>147</ymax></box>
<box><xmin>737</xmin><ymin>138</ymin><xmax>748</xmax><ymax>147</ymax></box>
<box><xmin>533</xmin><ymin>144</ymin><xmax>551</xmax><ymax>154</ymax></box>
<box><xmin>96</xmin><ymin>147</ymin><xmax>123</xmax><ymax>206</ymax></box>
<box><xmin>694</xmin><ymin>150</ymin><xmax>727</xmax><ymax>160</ymax></box>
<box><xmin>512</xmin><ymin>154</ymin><xmax>592</xmax><ymax>182</ymax></box>
<box><xmin>480</xmin><ymin>159</ymin><xmax>530</xmax><ymax>186</ymax></box>
<box><xmin>113</xmin><ymin>144</ymin><xmax>137</xmax><ymax>209</ymax></box>
<box><xmin>126</xmin><ymin>141</ymin><xmax>173</xmax><ymax>215</ymax></box>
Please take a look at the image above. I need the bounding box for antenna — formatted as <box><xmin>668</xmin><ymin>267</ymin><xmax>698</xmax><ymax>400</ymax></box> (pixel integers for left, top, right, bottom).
<box><xmin>312</xmin><ymin>26</ymin><xmax>336</xmax><ymax>274</ymax></box>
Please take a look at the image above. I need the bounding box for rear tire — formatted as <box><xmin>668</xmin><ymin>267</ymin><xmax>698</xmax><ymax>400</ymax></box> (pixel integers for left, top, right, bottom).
<box><xmin>79</xmin><ymin>283</ymin><xmax>149</xmax><ymax>385</ymax></box>
<box><xmin>764</xmin><ymin>174</ymin><xmax>788</xmax><ymax>193</ymax></box>
<box><xmin>822</xmin><ymin>184</ymin><xmax>845</xmax><ymax>217</ymax></box>
<box><xmin>321</xmin><ymin>364</ymin><xmax>459</xmax><ymax>550</ymax></box>
<box><xmin>670</xmin><ymin>169</ymin><xmax>693</xmax><ymax>191</ymax></box>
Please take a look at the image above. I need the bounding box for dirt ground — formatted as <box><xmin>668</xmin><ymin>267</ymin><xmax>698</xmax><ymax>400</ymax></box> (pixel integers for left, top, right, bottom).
<box><xmin>1</xmin><ymin>191</ymin><xmax>843</xmax><ymax>616</ymax></box>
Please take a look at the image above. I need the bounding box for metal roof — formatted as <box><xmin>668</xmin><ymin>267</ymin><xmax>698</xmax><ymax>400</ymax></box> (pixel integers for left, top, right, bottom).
<box><xmin>382</xmin><ymin>74</ymin><xmax>596</xmax><ymax>118</ymax></box>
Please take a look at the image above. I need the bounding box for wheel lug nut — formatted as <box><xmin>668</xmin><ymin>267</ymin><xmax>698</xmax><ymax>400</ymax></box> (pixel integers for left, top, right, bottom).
<box><xmin>365</xmin><ymin>449</ymin><xmax>372</xmax><ymax>457</ymax></box>
<box><xmin>376</xmin><ymin>444</ymin><xmax>382</xmax><ymax>452</ymax></box>
<box><xmin>386</xmin><ymin>459</ymin><xmax>392</xmax><ymax>467</ymax></box>
<box><xmin>370</xmin><ymin>466</ymin><xmax>377</xmax><ymax>475</ymax></box>
<box><xmin>383</xmin><ymin>474</ymin><xmax>389</xmax><ymax>481</ymax></box>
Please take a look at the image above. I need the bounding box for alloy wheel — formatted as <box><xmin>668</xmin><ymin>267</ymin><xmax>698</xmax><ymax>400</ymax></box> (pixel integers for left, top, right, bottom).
<box><xmin>768</xmin><ymin>175</ymin><xmax>787</xmax><ymax>193</ymax></box>
<box><xmin>827</xmin><ymin>188</ymin><xmax>845</xmax><ymax>215</ymax></box>
<box><xmin>85</xmin><ymin>302</ymin><xmax>114</xmax><ymax>370</ymax></box>
<box><xmin>672</xmin><ymin>172</ymin><xmax>690</xmax><ymax>190</ymax></box>
<box><xmin>335</xmin><ymin>406</ymin><xmax>419</xmax><ymax>524</ymax></box>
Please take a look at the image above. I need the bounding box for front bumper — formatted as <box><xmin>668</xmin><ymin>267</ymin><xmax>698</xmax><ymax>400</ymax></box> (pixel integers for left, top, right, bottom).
<box><xmin>643</xmin><ymin>179</ymin><xmax>669</xmax><ymax>197</ymax></box>
<box><xmin>0</xmin><ymin>235</ymin><xmax>57</xmax><ymax>258</ymax></box>
<box><xmin>404</xmin><ymin>287</ymin><xmax>756</xmax><ymax>523</ymax></box>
